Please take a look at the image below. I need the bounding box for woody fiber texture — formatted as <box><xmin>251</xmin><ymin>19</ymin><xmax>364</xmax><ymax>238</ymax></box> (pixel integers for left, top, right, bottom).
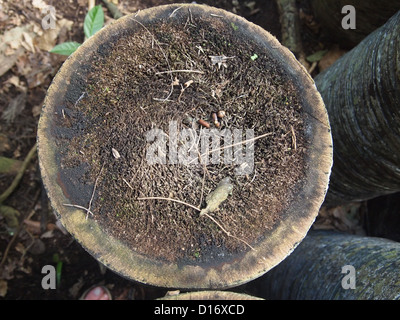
<box><xmin>315</xmin><ymin>11</ymin><xmax>400</xmax><ymax>206</ymax></box>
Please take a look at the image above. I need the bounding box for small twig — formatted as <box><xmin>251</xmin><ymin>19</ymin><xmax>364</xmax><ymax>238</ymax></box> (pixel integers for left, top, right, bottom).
<box><xmin>0</xmin><ymin>142</ymin><xmax>37</xmax><ymax>204</ymax></box>
<box><xmin>88</xmin><ymin>0</ymin><xmax>95</xmax><ymax>11</ymax></box>
<box><xmin>137</xmin><ymin>196</ymin><xmax>255</xmax><ymax>251</ymax></box>
<box><xmin>210</xmin><ymin>13</ymin><xmax>224</xmax><ymax>18</ymax></box>
<box><xmin>199</xmin><ymin>164</ymin><xmax>206</xmax><ymax>207</ymax></box>
<box><xmin>122</xmin><ymin>177</ymin><xmax>133</xmax><ymax>190</ymax></box>
<box><xmin>188</xmin><ymin>132</ymin><xmax>273</xmax><ymax>165</ymax></box>
<box><xmin>137</xmin><ymin>196</ymin><xmax>201</xmax><ymax>212</ymax></box>
<box><xmin>169</xmin><ymin>6</ymin><xmax>183</xmax><ymax>18</ymax></box>
<box><xmin>308</xmin><ymin>61</ymin><xmax>318</xmax><ymax>74</ymax></box>
<box><xmin>130</xmin><ymin>18</ymin><xmax>174</xmax><ymax>102</ymax></box>
<box><xmin>0</xmin><ymin>226</ymin><xmax>19</xmax><ymax>269</ymax></box>
<box><xmin>74</xmin><ymin>92</ymin><xmax>86</xmax><ymax>107</ymax></box>
<box><xmin>290</xmin><ymin>125</ymin><xmax>297</xmax><ymax>150</ymax></box>
<box><xmin>155</xmin><ymin>69</ymin><xmax>204</xmax><ymax>75</ymax></box>
<box><xmin>87</xmin><ymin>165</ymin><xmax>104</xmax><ymax>218</ymax></box>
<box><xmin>63</xmin><ymin>165</ymin><xmax>103</xmax><ymax>219</ymax></box>
<box><xmin>202</xmin><ymin>212</ymin><xmax>255</xmax><ymax>251</ymax></box>
<box><xmin>62</xmin><ymin>204</ymin><xmax>95</xmax><ymax>217</ymax></box>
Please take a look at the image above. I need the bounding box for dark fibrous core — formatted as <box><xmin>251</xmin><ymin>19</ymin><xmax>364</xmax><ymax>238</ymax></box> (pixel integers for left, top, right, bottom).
<box><xmin>56</xmin><ymin>15</ymin><xmax>307</xmax><ymax>263</ymax></box>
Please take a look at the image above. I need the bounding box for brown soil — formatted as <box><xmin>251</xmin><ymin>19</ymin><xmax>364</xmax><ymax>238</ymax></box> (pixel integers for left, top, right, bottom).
<box><xmin>55</xmin><ymin>12</ymin><xmax>307</xmax><ymax>263</ymax></box>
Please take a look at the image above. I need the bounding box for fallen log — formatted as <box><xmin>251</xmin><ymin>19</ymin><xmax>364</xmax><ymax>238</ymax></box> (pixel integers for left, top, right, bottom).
<box><xmin>314</xmin><ymin>11</ymin><xmax>400</xmax><ymax>206</ymax></box>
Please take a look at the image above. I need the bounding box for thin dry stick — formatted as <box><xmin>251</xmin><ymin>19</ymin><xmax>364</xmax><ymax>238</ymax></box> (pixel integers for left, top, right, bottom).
<box><xmin>122</xmin><ymin>177</ymin><xmax>133</xmax><ymax>190</ymax></box>
<box><xmin>130</xmin><ymin>18</ymin><xmax>174</xmax><ymax>102</ymax></box>
<box><xmin>137</xmin><ymin>196</ymin><xmax>201</xmax><ymax>212</ymax></box>
<box><xmin>88</xmin><ymin>0</ymin><xmax>95</xmax><ymax>11</ymax></box>
<box><xmin>169</xmin><ymin>6</ymin><xmax>183</xmax><ymax>18</ymax></box>
<box><xmin>62</xmin><ymin>204</ymin><xmax>95</xmax><ymax>217</ymax></box>
<box><xmin>156</xmin><ymin>70</ymin><xmax>204</xmax><ymax>75</ymax></box>
<box><xmin>290</xmin><ymin>125</ymin><xmax>297</xmax><ymax>150</ymax></box>
<box><xmin>188</xmin><ymin>131</ymin><xmax>273</xmax><ymax>165</ymax></box>
<box><xmin>0</xmin><ymin>142</ymin><xmax>37</xmax><ymax>204</ymax></box>
<box><xmin>87</xmin><ymin>165</ymin><xmax>104</xmax><ymax>217</ymax></box>
<box><xmin>63</xmin><ymin>165</ymin><xmax>103</xmax><ymax>220</ymax></box>
<box><xmin>202</xmin><ymin>212</ymin><xmax>255</xmax><ymax>251</ymax></box>
<box><xmin>199</xmin><ymin>164</ymin><xmax>206</xmax><ymax>207</ymax></box>
<box><xmin>136</xmin><ymin>197</ymin><xmax>255</xmax><ymax>251</ymax></box>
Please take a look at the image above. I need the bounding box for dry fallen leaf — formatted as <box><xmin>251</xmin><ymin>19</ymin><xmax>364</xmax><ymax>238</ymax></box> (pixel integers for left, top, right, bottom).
<box><xmin>4</xmin><ymin>75</ymin><xmax>25</xmax><ymax>90</ymax></box>
<box><xmin>35</xmin><ymin>18</ymin><xmax>74</xmax><ymax>51</ymax></box>
<box><xmin>2</xmin><ymin>91</ymin><xmax>27</xmax><ymax>123</ymax></box>
<box><xmin>22</xmin><ymin>32</ymin><xmax>36</xmax><ymax>52</ymax></box>
<box><xmin>0</xmin><ymin>25</ymin><xmax>37</xmax><ymax>77</ymax></box>
<box><xmin>0</xmin><ymin>280</ymin><xmax>7</xmax><ymax>298</ymax></box>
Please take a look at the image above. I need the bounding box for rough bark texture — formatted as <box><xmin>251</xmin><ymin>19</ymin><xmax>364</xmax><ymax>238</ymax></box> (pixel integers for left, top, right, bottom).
<box><xmin>310</xmin><ymin>0</ymin><xmax>400</xmax><ymax>48</ymax></box>
<box><xmin>250</xmin><ymin>231</ymin><xmax>400</xmax><ymax>300</ymax></box>
<box><xmin>315</xmin><ymin>11</ymin><xmax>400</xmax><ymax>206</ymax></box>
<box><xmin>275</xmin><ymin>0</ymin><xmax>303</xmax><ymax>56</ymax></box>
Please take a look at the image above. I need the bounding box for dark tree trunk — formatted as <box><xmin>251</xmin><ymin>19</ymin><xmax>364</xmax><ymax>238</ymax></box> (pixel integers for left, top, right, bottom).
<box><xmin>250</xmin><ymin>231</ymin><xmax>400</xmax><ymax>300</ymax></box>
<box><xmin>364</xmin><ymin>193</ymin><xmax>400</xmax><ymax>242</ymax></box>
<box><xmin>314</xmin><ymin>11</ymin><xmax>400</xmax><ymax>206</ymax></box>
<box><xmin>310</xmin><ymin>0</ymin><xmax>400</xmax><ymax>48</ymax></box>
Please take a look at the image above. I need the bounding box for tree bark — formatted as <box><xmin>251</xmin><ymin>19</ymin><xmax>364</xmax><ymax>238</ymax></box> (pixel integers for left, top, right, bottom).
<box><xmin>314</xmin><ymin>11</ymin><xmax>400</xmax><ymax>206</ymax></box>
<box><xmin>250</xmin><ymin>231</ymin><xmax>400</xmax><ymax>300</ymax></box>
<box><xmin>310</xmin><ymin>0</ymin><xmax>400</xmax><ymax>48</ymax></box>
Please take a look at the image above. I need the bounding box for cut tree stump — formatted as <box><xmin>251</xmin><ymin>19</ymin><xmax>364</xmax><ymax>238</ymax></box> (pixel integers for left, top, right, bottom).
<box><xmin>38</xmin><ymin>4</ymin><xmax>332</xmax><ymax>289</ymax></box>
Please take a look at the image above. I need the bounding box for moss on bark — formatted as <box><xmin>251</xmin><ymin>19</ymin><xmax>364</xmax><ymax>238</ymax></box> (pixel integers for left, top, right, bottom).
<box><xmin>251</xmin><ymin>231</ymin><xmax>400</xmax><ymax>300</ymax></box>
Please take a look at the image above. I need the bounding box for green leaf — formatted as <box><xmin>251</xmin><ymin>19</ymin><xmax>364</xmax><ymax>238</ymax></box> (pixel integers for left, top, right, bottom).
<box><xmin>250</xmin><ymin>54</ymin><xmax>258</xmax><ymax>61</ymax></box>
<box><xmin>84</xmin><ymin>5</ymin><xmax>104</xmax><ymax>38</ymax></box>
<box><xmin>50</xmin><ymin>42</ymin><xmax>81</xmax><ymax>56</ymax></box>
<box><xmin>306</xmin><ymin>50</ymin><xmax>328</xmax><ymax>63</ymax></box>
<box><xmin>231</xmin><ymin>22</ymin><xmax>238</xmax><ymax>31</ymax></box>
<box><xmin>52</xmin><ymin>253</ymin><xmax>60</xmax><ymax>263</ymax></box>
<box><xmin>56</xmin><ymin>261</ymin><xmax>63</xmax><ymax>286</ymax></box>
